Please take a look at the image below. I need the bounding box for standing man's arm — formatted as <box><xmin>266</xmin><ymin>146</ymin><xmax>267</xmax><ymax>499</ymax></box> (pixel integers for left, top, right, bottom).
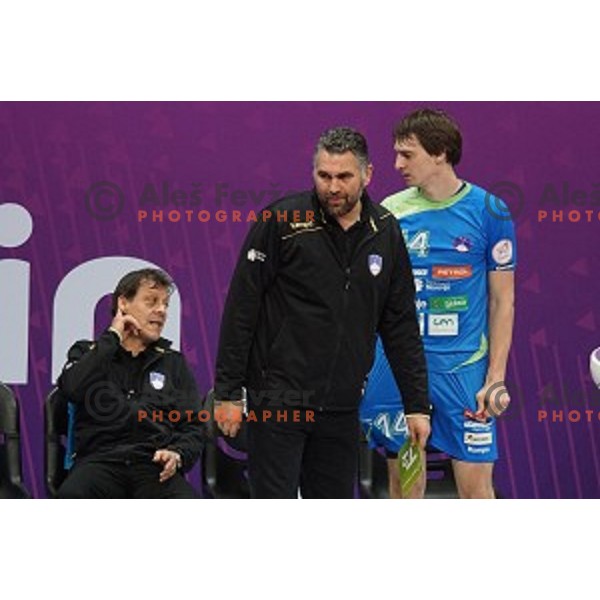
<box><xmin>214</xmin><ymin>215</ymin><xmax>280</xmax><ymax>437</ymax></box>
<box><xmin>378</xmin><ymin>224</ymin><xmax>431</xmax><ymax>449</ymax></box>
<box><xmin>476</xmin><ymin>271</ymin><xmax>515</xmax><ymax>418</ymax></box>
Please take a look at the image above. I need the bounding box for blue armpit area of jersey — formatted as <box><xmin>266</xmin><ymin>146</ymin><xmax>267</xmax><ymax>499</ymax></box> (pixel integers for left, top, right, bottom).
<box><xmin>360</xmin><ymin>339</ymin><xmax>409</xmax><ymax>454</ymax></box>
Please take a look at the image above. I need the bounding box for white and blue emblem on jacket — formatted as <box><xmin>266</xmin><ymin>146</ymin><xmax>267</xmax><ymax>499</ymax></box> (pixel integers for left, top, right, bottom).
<box><xmin>149</xmin><ymin>371</ymin><xmax>166</xmax><ymax>390</ymax></box>
<box><xmin>368</xmin><ymin>254</ymin><xmax>383</xmax><ymax>277</ymax></box>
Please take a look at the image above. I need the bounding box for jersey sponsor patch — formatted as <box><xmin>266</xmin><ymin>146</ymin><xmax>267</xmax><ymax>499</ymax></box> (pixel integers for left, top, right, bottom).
<box><xmin>464</xmin><ymin>431</ymin><xmax>493</xmax><ymax>445</ymax></box>
<box><xmin>432</xmin><ymin>265</ymin><xmax>473</xmax><ymax>279</ymax></box>
<box><xmin>426</xmin><ymin>281</ymin><xmax>451</xmax><ymax>292</ymax></box>
<box><xmin>467</xmin><ymin>446</ymin><xmax>492</xmax><ymax>454</ymax></box>
<box><xmin>429</xmin><ymin>295</ymin><xmax>468</xmax><ymax>312</ymax></box>
<box><xmin>464</xmin><ymin>419</ymin><xmax>491</xmax><ymax>430</ymax></box>
<box><xmin>492</xmin><ymin>239</ymin><xmax>513</xmax><ymax>265</ymax></box>
<box><xmin>428</xmin><ymin>313</ymin><xmax>459</xmax><ymax>336</ymax></box>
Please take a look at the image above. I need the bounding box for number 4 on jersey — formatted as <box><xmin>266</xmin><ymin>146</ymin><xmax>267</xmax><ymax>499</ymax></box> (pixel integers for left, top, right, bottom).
<box><xmin>403</xmin><ymin>229</ymin><xmax>430</xmax><ymax>258</ymax></box>
<box><xmin>373</xmin><ymin>410</ymin><xmax>408</xmax><ymax>438</ymax></box>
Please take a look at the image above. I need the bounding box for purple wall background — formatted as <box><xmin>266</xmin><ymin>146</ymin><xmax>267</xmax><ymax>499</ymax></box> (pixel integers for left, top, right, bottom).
<box><xmin>1</xmin><ymin>101</ymin><xmax>599</xmax><ymax>498</ymax></box>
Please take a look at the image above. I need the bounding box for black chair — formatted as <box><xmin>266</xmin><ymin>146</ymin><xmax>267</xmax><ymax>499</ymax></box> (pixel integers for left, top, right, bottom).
<box><xmin>203</xmin><ymin>389</ymin><xmax>250</xmax><ymax>499</ymax></box>
<box><xmin>44</xmin><ymin>388</ymin><xmax>70</xmax><ymax>498</ymax></box>
<box><xmin>357</xmin><ymin>429</ymin><xmax>377</xmax><ymax>498</ymax></box>
<box><xmin>0</xmin><ymin>383</ymin><xmax>30</xmax><ymax>498</ymax></box>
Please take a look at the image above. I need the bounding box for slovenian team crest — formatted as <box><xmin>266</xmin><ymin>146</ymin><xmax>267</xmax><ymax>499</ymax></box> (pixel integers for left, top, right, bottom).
<box><xmin>149</xmin><ymin>371</ymin><xmax>165</xmax><ymax>390</ymax></box>
<box><xmin>368</xmin><ymin>254</ymin><xmax>383</xmax><ymax>277</ymax></box>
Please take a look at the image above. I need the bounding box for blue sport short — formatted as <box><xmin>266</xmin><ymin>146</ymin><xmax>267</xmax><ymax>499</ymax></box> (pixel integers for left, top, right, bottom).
<box><xmin>360</xmin><ymin>356</ymin><xmax>497</xmax><ymax>463</ymax></box>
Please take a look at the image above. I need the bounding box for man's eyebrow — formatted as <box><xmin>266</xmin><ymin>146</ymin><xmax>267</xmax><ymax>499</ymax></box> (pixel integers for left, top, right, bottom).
<box><xmin>317</xmin><ymin>170</ymin><xmax>354</xmax><ymax>177</ymax></box>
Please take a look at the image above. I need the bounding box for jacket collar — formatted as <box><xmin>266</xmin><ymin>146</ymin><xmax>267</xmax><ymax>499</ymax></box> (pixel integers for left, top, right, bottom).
<box><xmin>150</xmin><ymin>337</ymin><xmax>172</xmax><ymax>353</ymax></box>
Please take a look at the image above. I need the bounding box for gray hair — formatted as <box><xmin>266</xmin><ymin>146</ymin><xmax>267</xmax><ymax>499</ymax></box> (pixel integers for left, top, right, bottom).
<box><xmin>314</xmin><ymin>127</ymin><xmax>370</xmax><ymax>173</ymax></box>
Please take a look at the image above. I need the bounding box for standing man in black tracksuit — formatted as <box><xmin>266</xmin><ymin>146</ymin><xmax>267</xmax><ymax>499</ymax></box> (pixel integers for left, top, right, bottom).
<box><xmin>214</xmin><ymin>127</ymin><xmax>431</xmax><ymax>499</ymax></box>
<box><xmin>57</xmin><ymin>268</ymin><xmax>203</xmax><ymax>498</ymax></box>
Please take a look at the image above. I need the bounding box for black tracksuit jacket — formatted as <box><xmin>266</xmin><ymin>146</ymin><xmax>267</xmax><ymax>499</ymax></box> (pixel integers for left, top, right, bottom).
<box><xmin>58</xmin><ymin>330</ymin><xmax>204</xmax><ymax>471</ymax></box>
<box><xmin>214</xmin><ymin>190</ymin><xmax>430</xmax><ymax>415</ymax></box>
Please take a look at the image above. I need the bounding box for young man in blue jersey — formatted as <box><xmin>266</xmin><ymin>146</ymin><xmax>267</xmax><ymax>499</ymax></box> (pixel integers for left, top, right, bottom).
<box><xmin>361</xmin><ymin>109</ymin><xmax>516</xmax><ymax>499</ymax></box>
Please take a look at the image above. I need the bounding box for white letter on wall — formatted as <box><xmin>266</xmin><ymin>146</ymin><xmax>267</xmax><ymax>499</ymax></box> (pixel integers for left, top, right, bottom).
<box><xmin>0</xmin><ymin>203</ymin><xmax>33</xmax><ymax>384</ymax></box>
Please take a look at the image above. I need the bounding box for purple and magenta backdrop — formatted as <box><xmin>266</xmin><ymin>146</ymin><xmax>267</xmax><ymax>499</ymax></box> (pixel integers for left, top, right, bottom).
<box><xmin>1</xmin><ymin>101</ymin><xmax>599</xmax><ymax>498</ymax></box>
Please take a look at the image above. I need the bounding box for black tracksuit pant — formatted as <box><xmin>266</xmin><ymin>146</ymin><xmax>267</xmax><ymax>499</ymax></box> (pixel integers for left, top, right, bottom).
<box><xmin>57</xmin><ymin>459</ymin><xmax>197</xmax><ymax>499</ymax></box>
<box><xmin>246</xmin><ymin>409</ymin><xmax>360</xmax><ymax>499</ymax></box>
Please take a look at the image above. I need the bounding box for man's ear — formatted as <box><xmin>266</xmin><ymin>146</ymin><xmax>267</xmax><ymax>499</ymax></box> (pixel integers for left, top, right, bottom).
<box><xmin>434</xmin><ymin>152</ymin><xmax>448</xmax><ymax>165</ymax></box>
<box><xmin>117</xmin><ymin>296</ymin><xmax>127</xmax><ymax>314</ymax></box>
<box><xmin>363</xmin><ymin>163</ymin><xmax>374</xmax><ymax>187</ymax></box>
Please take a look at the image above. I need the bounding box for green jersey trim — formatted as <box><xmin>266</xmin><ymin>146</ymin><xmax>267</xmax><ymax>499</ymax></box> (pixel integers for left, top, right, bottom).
<box><xmin>383</xmin><ymin>182</ymin><xmax>473</xmax><ymax>219</ymax></box>
<box><xmin>451</xmin><ymin>333</ymin><xmax>489</xmax><ymax>372</ymax></box>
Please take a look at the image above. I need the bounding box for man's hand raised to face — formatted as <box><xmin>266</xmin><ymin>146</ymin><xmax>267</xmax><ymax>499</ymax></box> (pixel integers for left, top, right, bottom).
<box><xmin>110</xmin><ymin>309</ymin><xmax>142</xmax><ymax>341</ymax></box>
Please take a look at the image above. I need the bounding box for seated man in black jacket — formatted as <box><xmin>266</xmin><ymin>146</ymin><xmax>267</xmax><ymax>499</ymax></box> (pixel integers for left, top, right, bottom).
<box><xmin>57</xmin><ymin>268</ymin><xmax>203</xmax><ymax>499</ymax></box>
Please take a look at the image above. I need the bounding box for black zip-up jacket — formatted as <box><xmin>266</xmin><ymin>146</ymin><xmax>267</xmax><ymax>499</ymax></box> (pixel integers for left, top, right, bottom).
<box><xmin>215</xmin><ymin>191</ymin><xmax>430</xmax><ymax>414</ymax></box>
<box><xmin>58</xmin><ymin>330</ymin><xmax>204</xmax><ymax>471</ymax></box>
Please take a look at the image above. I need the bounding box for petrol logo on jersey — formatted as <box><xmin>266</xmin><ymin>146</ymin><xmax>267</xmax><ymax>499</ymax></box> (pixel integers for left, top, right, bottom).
<box><xmin>432</xmin><ymin>265</ymin><xmax>473</xmax><ymax>280</ymax></box>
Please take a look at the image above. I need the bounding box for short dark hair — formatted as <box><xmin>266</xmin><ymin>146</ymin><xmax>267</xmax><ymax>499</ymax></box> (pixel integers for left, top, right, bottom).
<box><xmin>314</xmin><ymin>127</ymin><xmax>370</xmax><ymax>172</ymax></box>
<box><xmin>111</xmin><ymin>268</ymin><xmax>174</xmax><ymax>316</ymax></box>
<box><xmin>393</xmin><ymin>109</ymin><xmax>462</xmax><ymax>166</ymax></box>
